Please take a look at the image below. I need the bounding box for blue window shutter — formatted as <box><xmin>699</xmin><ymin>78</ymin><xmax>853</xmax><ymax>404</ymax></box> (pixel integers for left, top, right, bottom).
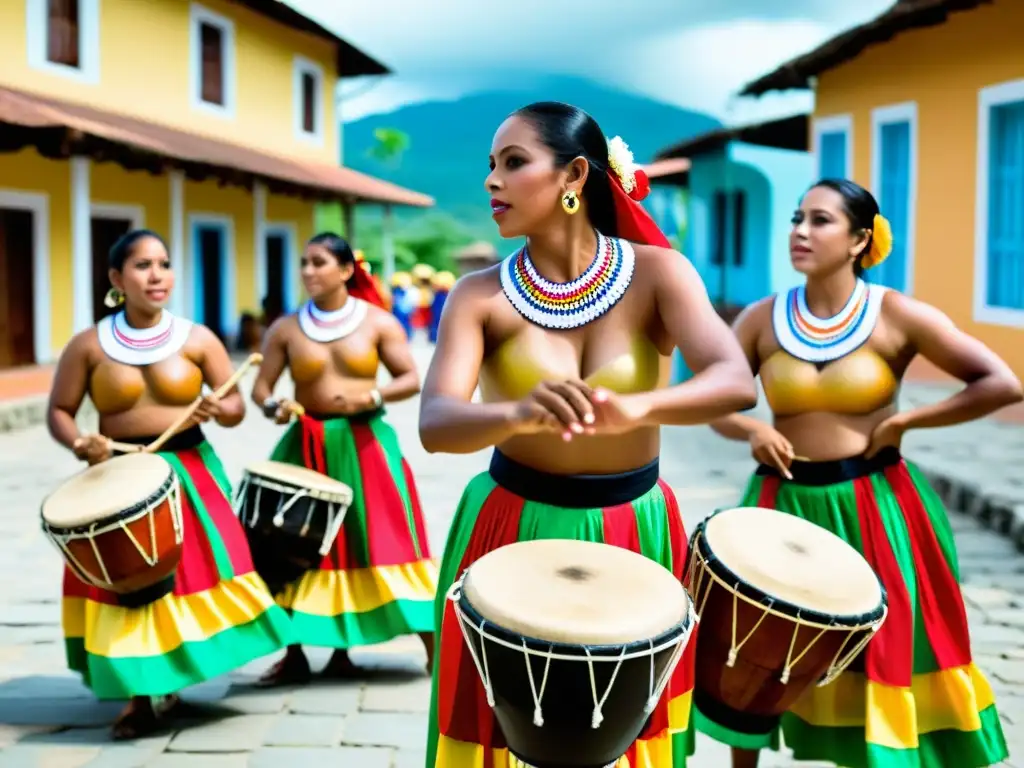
<box><xmin>874</xmin><ymin>121</ymin><xmax>911</xmax><ymax>291</ymax></box>
<box><xmin>987</xmin><ymin>101</ymin><xmax>1024</xmax><ymax>310</ymax></box>
<box><xmin>819</xmin><ymin>131</ymin><xmax>847</xmax><ymax>178</ymax></box>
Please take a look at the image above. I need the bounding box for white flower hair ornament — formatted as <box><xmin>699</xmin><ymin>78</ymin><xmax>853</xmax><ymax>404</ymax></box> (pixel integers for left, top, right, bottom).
<box><xmin>606</xmin><ymin>136</ymin><xmax>651</xmax><ymax>202</ymax></box>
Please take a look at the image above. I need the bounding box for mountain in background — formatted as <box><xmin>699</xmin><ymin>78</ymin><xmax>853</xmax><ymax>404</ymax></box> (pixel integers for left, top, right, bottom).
<box><xmin>342</xmin><ymin>75</ymin><xmax>719</xmax><ymax>248</ymax></box>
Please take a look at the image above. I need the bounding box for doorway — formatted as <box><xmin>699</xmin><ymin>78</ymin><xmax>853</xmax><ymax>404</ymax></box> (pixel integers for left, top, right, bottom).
<box><xmin>264</xmin><ymin>230</ymin><xmax>290</xmax><ymax>322</ymax></box>
<box><xmin>193</xmin><ymin>224</ymin><xmax>226</xmax><ymax>341</ymax></box>
<box><xmin>0</xmin><ymin>208</ymin><xmax>37</xmax><ymax>368</ymax></box>
<box><xmin>91</xmin><ymin>217</ymin><xmax>132</xmax><ymax>322</ymax></box>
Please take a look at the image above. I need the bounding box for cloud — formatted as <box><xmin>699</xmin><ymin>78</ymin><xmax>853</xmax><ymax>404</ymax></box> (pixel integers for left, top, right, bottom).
<box><xmin>289</xmin><ymin>0</ymin><xmax>896</xmax><ymax>120</ymax></box>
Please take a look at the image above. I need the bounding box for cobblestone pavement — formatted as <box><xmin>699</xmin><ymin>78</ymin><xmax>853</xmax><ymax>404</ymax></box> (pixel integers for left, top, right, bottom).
<box><xmin>0</xmin><ymin>340</ymin><xmax>1020</xmax><ymax>766</ymax></box>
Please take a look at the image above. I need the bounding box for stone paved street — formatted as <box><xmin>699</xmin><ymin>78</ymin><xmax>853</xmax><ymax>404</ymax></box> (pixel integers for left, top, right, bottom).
<box><xmin>0</xmin><ymin>340</ymin><xmax>1021</xmax><ymax>766</ymax></box>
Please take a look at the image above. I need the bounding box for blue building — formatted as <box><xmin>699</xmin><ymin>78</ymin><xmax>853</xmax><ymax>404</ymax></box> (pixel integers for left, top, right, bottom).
<box><xmin>649</xmin><ymin>114</ymin><xmax>813</xmax><ymax>382</ymax></box>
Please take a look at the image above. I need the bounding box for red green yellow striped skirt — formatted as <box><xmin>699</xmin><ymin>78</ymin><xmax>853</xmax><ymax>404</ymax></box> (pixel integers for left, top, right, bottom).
<box><xmin>427</xmin><ymin>451</ymin><xmax>697</xmax><ymax>768</ymax></box>
<box><xmin>269</xmin><ymin>411</ymin><xmax>437</xmax><ymax>648</ymax></box>
<box><xmin>695</xmin><ymin>448</ymin><xmax>1009</xmax><ymax>767</ymax></box>
<box><xmin>62</xmin><ymin>427</ymin><xmax>293</xmax><ymax>700</ymax></box>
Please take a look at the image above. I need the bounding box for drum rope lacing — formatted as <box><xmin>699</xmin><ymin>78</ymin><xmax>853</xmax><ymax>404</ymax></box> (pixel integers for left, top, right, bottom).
<box><xmin>233</xmin><ymin>475</ymin><xmax>351</xmax><ymax>558</ymax></box>
<box><xmin>447</xmin><ymin>573</ymin><xmax>694</xmax><ymax>730</ymax></box>
<box><xmin>45</xmin><ymin>476</ymin><xmax>184</xmax><ymax>589</ymax></box>
<box><xmin>687</xmin><ymin>529</ymin><xmax>887</xmax><ymax>687</ymax></box>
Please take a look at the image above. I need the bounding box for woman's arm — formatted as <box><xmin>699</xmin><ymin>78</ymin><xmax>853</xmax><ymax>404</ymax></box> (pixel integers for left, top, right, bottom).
<box><xmin>630</xmin><ymin>250</ymin><xmax>758</xmax><ymax>426</ymax></box>
<box><xmin>375</xmin><ymin>312</ymin><xmax>421</xmax><ymax>404</ymax></box>
<box><xmin>708</xmin><ymin>299</ymin><xmax>771</xmax><ymax>442</ymax></box>
<box><xmin>889</xmin><ymin>293</ymin><xmax>1023</xmax><ymax>430</ymax></box>
<box><xmin>46</xmin><ymin>333</ymin><xmax>92</xmax><ymax>451</ymax></box>
<box><xmin>419</xmin><ymin>275</ymin><xmax>521</xmax><ymax>454</ymax></box>
<box><xmin>196</xmin><ymin>326</ymin><xmax>245</xmax><ymax>427</ymax></box>
<box><xmin>251</xmin><ymin>318</ymin><xmax>289</xmax><ymax>409</ymax></box>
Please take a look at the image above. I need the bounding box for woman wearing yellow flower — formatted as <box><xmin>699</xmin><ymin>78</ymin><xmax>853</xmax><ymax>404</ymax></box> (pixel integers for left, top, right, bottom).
<box><xmin>704</xmin><ymin>178</ymin><xmax>1019</xmax><ymax>768</ymax></box>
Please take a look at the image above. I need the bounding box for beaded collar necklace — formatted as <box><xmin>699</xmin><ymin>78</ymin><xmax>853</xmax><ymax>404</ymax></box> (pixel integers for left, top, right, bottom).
<box><xmin>97</xmin><ymin>310</ymin><xmax>193</xmax><ymax>366</ymax></box>
<box><xmin>298</xmin><ymin>297</ymin><xmax>367</xmax><ymax>343</ymax></box>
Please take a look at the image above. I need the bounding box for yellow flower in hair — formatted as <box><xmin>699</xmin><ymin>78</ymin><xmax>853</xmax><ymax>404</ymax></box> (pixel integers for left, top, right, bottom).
<box><xmin>861</xmin><ymin>213</ymin><xmax>893</xmax><ymax>269</ymax></box>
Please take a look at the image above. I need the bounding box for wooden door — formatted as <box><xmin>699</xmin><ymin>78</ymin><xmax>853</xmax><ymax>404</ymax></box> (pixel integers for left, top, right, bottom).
<box><xmin>0</xmin><ymin>209</ymin><xmax>36</xmax><ymax>368</ymax></box>
<box><xmin>196</xmin><ymin>226</ymin><xmax>225</xmax><ymax>341</ymax></box>
<box><xmin>91</xmin><ymin>218</ymin><xmax>132</xmax><ymax>322</ymax></box>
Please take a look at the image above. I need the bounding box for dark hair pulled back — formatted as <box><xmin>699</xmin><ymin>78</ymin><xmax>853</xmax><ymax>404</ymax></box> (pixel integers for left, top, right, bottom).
<box><xmin>109</xmin><ymin>229</ymin><xmax>168</xmax><ymax>271</ymax></box>
<box><xmin>514</xmin><ymin>102</ymin><xmax>618</xmax><ymax>237</ymax></box>
<box><xmin>811</xmin><ymin>178</ymin><xmax>880</xmax><ymax>277</ymax></box>
<box><xmin>308</xmin><ymin>231</ymin><xmax>357</xmax><ymax>266</ymax></box>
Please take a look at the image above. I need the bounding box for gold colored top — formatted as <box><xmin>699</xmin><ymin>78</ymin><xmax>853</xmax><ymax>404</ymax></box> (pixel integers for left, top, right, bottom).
<box><xmin>760</xmin><ymin>349</ymin><xmax>898</xmax><ymax>417</ymax></box>
<box><xmin>479</xmin><ymin>335</ymin><xmax>666</xmax><ymax>402</ymax></box>
<box><xmin>89</xmin><ymin>354</ymin><xmax>203</xmax><ymax>415</ymax></box>
<box><xmin>290</xmin><ymin>341</ymin><xmax>380</xmax><ymax>384</ymax></box>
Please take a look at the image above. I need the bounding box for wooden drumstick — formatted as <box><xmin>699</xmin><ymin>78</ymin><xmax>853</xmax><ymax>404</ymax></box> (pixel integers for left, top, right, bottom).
<box><xmin>143</xmin><ymin>353</ymin><xmax>263</xmax><ymax>454</ymax></box>
<box><xmin>286</xmin><ymin>401</ymin><xmax>306</xmax><ymax>418</ymax></box>
<box><xmin>107</xmin><ymin>439</ymin><xmax>143</xmax><ymax>454</ymax></box>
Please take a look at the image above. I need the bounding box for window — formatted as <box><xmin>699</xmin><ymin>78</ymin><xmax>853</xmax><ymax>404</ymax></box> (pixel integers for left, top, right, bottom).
<box><xmin>732</xmin><ymin>190</ymin><xmax>745</xmax><ymax>266</ymax></box>
<box><xmin>711</xmin><ymin>191</ymin><xmax>728</xmax><ymax>265</ymax></box>
<box><xmin>189</xmin><ymin>4</ymin><xmax>236</xmax><ymax>117</ymax></box>
<box><xmin>26</xmin><ymin>0</ymin><xmax>99</xmax><ymax>83</ymax></box>
<box><xmin>813</xmin><ymin>115</ymin><xmax>853</xmax><ymax>179</ymax></box>
<box><xmin>870</xmin><ymin>102</ymin><xmax>918</xmax><ymax>293</ymax></box>
<box><xmin>293</xmin><ymin>56</ymin><xmax>325</xmax><ymax>143</ymax></box>
<box><xmin>976</xmin><ymin>79</ymin><xmax>1024</xmax><ymax>326</ymax></box>
<box><xmin>708</xmin><ymin>190</ymin><xmax>745</xmax><ymax>266</ymax></box>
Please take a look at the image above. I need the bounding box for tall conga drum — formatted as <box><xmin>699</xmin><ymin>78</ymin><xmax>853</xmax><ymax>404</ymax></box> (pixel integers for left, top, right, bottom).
<box><xmin>687</xmin><ymin>506</ymin><xmax>887</xmax><ymax>743</ymax></box>
<box><xmin>448</xmin><ymin>538</ymin><xmax>697</xmax><ymax>768</ymax></box>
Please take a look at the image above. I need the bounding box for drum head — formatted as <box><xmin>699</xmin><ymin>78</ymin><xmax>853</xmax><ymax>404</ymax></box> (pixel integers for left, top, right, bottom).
<box><xmin>704</xmin><ymin>507</ymin><xmax>883</xmax><ymax>618</ymax></box>
<box><xmin>462</xmin><ymin>539</ymin><xmax>689</xmax><ymax>646</ymax></box>
<box><xmin>245</xmin><ymin>461</ymin><xmax>352</xmax><ymax>501</ymax></box>
<box><xmin>42</xmin><ymin>453</ymin><xmax>173</xmax><ymax>529</ymax></box>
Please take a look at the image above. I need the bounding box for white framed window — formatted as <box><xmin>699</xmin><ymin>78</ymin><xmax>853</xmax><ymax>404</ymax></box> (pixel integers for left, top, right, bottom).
<box><xmin>293</xmin><ymin>55</ymin><xmax>325</xmax><ymax>144</ymax></box>
<box><xmin>189</xmin><ymin>3</ymin><xmax>236</xmax><ymax>119</ymax></box>
<box><xmin>975</xmin><ymin>78</ymin><xmax>1024</xmax><ymax>328</ymax></box>
<box><xmin>812</xmin><ymin>114</ymin><xmax>853</xmax><ymax>180</ymax></box>
<box><xmin>870</xmin><ymin>102</ymin><xmax>918</xmax><ymax>295</ymax></box>
<box><xmin>25</xmin><ymin>0</ymin><xmax>100</xmax><ymax>84</ymax></box>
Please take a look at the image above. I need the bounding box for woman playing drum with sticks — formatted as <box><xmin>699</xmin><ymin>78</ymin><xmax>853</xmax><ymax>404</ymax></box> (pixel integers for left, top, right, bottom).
<box><xmin>708</xmin><ymin>179</ymin><xmax>1020</xmax><ymax>768</ymax></box>
<box><xmin>421</xmin><ymin>102</ymin><xmax>758</xmax><ymax>768</ymax></box>
<box><xmin>45</xmin><ymin>229</ymin><xmax>293</xmax><ymax>739</ymax></box>
<box><xmin>250</xmin><ymin>232</ymin><xmax>436</xmax><ymax>684</ymax></box>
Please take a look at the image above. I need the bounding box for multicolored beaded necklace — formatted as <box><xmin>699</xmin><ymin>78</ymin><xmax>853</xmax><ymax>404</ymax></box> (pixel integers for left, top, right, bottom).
<box><xmin>97</xmin><ymin>310</ymin><xmax>194</xmax><ymax>366</ymax></box>
<box><xmin>499</xmin><ymin>232</ymin><xmax>635</xmax><ymax>330</ymax></box>
<box><xmin>771</xmin><ymin>278</ymin><xmax>888</xmax><ymax>363</ymax></box>
<box><xmin>298</xmin><ymin>297</ymin><xmax>368</xmax><ymax>343</ymax></box>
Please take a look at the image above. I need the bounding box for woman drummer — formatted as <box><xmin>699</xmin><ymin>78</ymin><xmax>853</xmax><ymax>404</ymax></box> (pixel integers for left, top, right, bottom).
<box><xmin>250</xmin><ymin>232</ymin><xmax>436</xmax><ymax>684</ymax></box>
<box><xmin>420</xmin><ymin>101</ymin><xmax>758</xmax><ymax>767</ymax></box>
<box><xmin>46</xmin><ymin>229</ymin><xmax>293</xmax><ymax>740</ymax></box>
<box><xmin>708</xmin><ymin>178</ymin><xmax>1018</xmax><ymax>768</ymax></box>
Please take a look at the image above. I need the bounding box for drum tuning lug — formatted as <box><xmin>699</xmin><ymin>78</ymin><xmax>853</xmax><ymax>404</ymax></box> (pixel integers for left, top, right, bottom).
<box><xmin>726</xmin><ymin>648</ymin><xmax>738</xmax><ymax>667</ymax></box>
<box><xmin>780</xmin><ymin>668</ymin><xmax>791</xmax><ymax>685</ymax></box>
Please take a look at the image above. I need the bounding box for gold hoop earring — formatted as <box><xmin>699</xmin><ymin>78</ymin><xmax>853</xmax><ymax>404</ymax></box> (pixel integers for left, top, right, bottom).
<box><xmin>103</xmin><ymin>287</ymin><xmax>125</xmax><ymax>308</ymax></box>
<box><xmin>561</xmin><ymin>190</ymin><xmax>580</xmax><ymax>215</ymax></box>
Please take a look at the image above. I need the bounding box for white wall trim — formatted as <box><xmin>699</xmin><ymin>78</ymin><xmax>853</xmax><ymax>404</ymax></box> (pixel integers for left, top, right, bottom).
<box><xmin>292</xmin><ymin>55</ymin><xmax>325</xmax><ymax>145</ymax></box>
<box><xmin>168</xmin><ymin>171</ymin><xmax>185</xmax><ymax>317</ymax></box>
<box><xmin>812</xmin><ymin>114</ymin><xmax>853</xmax><ymax>179</ymax></box>
<box><xmin>25</xmin><ymin>0</ymin><xmax>100</xmax><ymax>85</ymax></box>
<box><xmin>264</xmin><ymin>221</ymin><xmax>299</xmax><ymax>312</ymax></box>
<box><xmin>0</xmin><ymin>189</ymin><xmax>52</xmax><ymax>363</ymax></box>
<box><xmin>187</xmin><ymin>213</ymin><xmax>236</xmax><ymax>339</ymax></box>
<box><xmin>90</xmin><ymin>202</ymin><xmax>144</xmax><ymax>229</ymax></box>
<box><xmin>870</xmin><ymin>101</ymin><xmax>918</xmax><ymax>295</ymax></box>
<box><xmin>975</xmin><ymin>78</ymin><xmax>1024</xmax><ymax>329</ymax></box>
<box><xmin>70</xmin><ymin>157</ymin><xmax>92</xmax><ymax>335</ymax></box>
<box><xmin>188</xmin><ymin>2</ymin><xmax>237</xmax><ymax>120</ymax></box>
<box><xmin>253</xmin><ymin>183</ymin><xmax>267</xmax><ymax>302</ymax></box>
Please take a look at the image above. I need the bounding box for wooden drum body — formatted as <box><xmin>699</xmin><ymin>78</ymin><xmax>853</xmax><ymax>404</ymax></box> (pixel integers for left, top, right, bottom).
<box><xmin>235</xmin><ymin>460</ymin><xmax>353</xmax><ymax>595</ymax></box>
<box><xmin>687</xmin><ymin>506</ymin><xmax>887</xmax><ymax>740</ymax></box>
<box><xmin>449</xmin><ymin>539</ymin><xmax>697</xmax><ymax>768</ymax></box>
<box><xmin>41</xmin><ymin>453</ymin><xmax>184</xmax><ymax>600</ymax></box>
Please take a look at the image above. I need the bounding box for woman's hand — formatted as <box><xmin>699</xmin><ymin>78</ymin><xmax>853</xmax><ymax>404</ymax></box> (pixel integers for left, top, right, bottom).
<box><xmin>191</xmin><ymin>394</ymin><xmax>223</xmax><ymax>425</ymax></box>
<box><xmin>333</xmin><ymin>391</ymin><xmax>378</xmax><ymax>416</ymax></box>
<box><xmin>586</xmin><ymin>388</ymin><xmax>650</xmax><ymax>435</ymax></box>
<box><xmin>72</xmin><ymin>434</ymin><xmax>113</xmax><ymax>466</ymax></box>
<box><xmin>512</xmin><ymin>380</ymin><xmax>597</xmax><ymax>441</ymax></box>
<box><xmin>865</xmin><ymin>413</ymin><xmax>908</xmax><ymax>459</ymax></box>
<box><xmin>749</xmin><ymin>424</ymin><xmax>795</xmax><ymax>480</ymax></box>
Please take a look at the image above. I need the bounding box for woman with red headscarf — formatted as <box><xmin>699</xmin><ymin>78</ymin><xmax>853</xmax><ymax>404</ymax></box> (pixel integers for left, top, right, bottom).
<box><xmin>420</xmin><ymin>102</ymin><xmax>757</xmax><ymax>767</ymax></box>
<box><xmin>251</xmin><ymin>232</ymin><xmax>437</xmax><ymax>684</ymax></box>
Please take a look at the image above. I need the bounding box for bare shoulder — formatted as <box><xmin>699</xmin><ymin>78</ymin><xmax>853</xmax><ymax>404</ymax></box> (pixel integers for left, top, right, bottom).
<box><xmin>880</xmin><ymin>288</ymin><xmax>954</xmax><ymax>331</ymax></box>
<box><xmin>365</xmin><ymin>303</ymin><xmax>405</xmax><ymax>335</ymax></box>
<box><xmin>734</xmin><ymin>295</ymin><xmax>774</xmax><ymax>329</ymax></box>
<box><xmin>452</xmin><ymin>263</ymin><xmax>503</xmax><ymax>298</ymax></box>
<box><xmin>266</xmin><ymin>313</ymin><xmax>299</xmax><ymax>341</ymax></box>
<box><xmin>631</xmin><ymin>243</ymin><xmax>698</xmax><ymax>280</ymax></box>
<box><xmin>61</xmin><ymin>326</ymin><xmax>100</xmax><ymax>363</ymax></box>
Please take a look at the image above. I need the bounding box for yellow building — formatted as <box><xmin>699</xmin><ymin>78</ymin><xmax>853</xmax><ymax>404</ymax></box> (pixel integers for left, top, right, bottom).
<box><xmin>0</xmin><ymin>0</ymin><xmax>433</xmax><ymax>369</ymax></box>
<box><xmin>741</xmin><ymin>0</ymin><xmax>1024</xmax><ymax>378</ymax></box>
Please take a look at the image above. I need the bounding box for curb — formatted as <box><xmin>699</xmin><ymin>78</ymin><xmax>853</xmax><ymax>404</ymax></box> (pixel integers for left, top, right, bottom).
<box><xmin>0</xmin><ymin>396</ymin><xmax>46</xmax><ymax>434</ymax></box>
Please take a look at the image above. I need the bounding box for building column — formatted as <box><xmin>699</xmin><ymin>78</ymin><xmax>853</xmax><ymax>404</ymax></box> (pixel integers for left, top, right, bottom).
<box><xmin>254</xmin><ymin>182</ymin><xmax>267</xmax><ymax>311</ymax></box>
<box><xmin>71</xmin><ymin>156</ymin><xmax>92</xmax><ymax>333</ymax></box>
<box><xmin>381</xmin><ymin>204</ymin><xmax>395</xmax><ymax>282</ymax></box>
<box><xmin>168</xmin><ymin>170</ymin><xmax>186</xmax><ymax>317</ymax></box>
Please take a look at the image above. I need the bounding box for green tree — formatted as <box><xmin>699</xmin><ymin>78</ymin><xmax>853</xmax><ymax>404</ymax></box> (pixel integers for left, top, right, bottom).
<box><xmin>366</xmin><ymin>127</ymin><xmax>411</xmax><ymax>168</ymax></box>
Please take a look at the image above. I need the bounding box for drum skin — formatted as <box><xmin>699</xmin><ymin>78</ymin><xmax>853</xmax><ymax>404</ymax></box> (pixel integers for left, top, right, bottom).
<box><xmin>46</xmin><ymin>482</ymin><xmax>181</xmax><ymax>597</ymax></box>
<box><xmin>688</xmin><ymin>517</ymin><xmax>882</xmax><ymax>737</ymax></box>
<box><xmin>456</xmin><ymin>592</ymin><xmax>689</xmax><ymax>768</ymax></box>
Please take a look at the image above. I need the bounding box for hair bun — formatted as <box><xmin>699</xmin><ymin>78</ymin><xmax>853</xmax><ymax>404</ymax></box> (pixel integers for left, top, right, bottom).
<box><xmin>861</xmin><ymin>213</ymin><xmax>893</xmax><ymax>269</ymax></box>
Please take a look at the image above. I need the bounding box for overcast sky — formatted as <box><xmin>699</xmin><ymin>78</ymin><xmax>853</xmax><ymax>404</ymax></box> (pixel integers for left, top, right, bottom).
<box><xmin>287</xmin><ymin>0</ymin><xmax>894</xmax><ymax>123</ymax></box>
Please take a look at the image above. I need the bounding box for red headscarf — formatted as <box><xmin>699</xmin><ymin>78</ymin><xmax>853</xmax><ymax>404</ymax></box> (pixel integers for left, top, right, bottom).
<box><xmin>606</xmin><ymin>166</ymin><xmax>671</xmax><ymax>248</ymax></box>
<box><xmin>348</xmin><ymin>260</ymin><xmax>386</xmax><ymax>308</ymax></box>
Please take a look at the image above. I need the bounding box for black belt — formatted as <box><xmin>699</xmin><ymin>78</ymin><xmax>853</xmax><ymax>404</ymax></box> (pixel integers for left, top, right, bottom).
<box><xmin>113</xmin><ymin>424</ymin><xmax>205</xmax><ymax>452</ymax></box>
<box><xmin>756</xmin><ymin>446</ymin><xmax>901</xmax><ymax>486</ymax></box>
